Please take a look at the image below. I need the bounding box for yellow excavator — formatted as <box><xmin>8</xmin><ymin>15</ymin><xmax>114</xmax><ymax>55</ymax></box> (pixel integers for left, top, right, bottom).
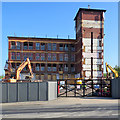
<box><xmin>8</xmin><ymin>58</ymin><xmax>33</xmax><ymax>83</ymax></box>
<box><xmin>105</xmin><ymin>62</ymin><xmax>119</xmax><ymax>79</ymax></box>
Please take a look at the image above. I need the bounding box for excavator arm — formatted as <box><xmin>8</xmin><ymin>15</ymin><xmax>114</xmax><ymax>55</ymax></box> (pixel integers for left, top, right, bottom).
<box><xmin>105</xmin><ymin>62</ymin><xmax>119</xmax><ymax>78</ymax></box>
<box><xmin>16</xmin><ymin>58</ymin><xmax>33</xmax><ymax>80</ymax></box>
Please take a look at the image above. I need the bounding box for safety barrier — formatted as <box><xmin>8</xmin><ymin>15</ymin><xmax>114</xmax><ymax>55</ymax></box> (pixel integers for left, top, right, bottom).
<box><xmin>57</xmin><ymin>78</ymin><xmax>112</xmax><ymax>97</ymax></box>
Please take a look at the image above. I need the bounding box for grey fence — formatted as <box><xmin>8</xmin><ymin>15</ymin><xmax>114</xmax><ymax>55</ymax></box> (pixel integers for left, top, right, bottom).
<box><xmin>2</xmin><ymin>81</ymin><xmax>57</xmax><ymax>103</ymax></box>
<box><xmin>111</xmin><ymin>78</ymin><xmax>120</xmax><ymax>99</ymax></box>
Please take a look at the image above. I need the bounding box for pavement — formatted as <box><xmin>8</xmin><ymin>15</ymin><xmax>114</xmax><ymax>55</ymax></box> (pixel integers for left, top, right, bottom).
<box><xmin>2</xmin><ymin>97</ymin><xmax>119</xmax><ymax>118</ymax></box>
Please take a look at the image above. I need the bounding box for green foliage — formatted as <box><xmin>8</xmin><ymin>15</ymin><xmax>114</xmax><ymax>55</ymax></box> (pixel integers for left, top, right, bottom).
<box><xmin>0</xmin><ymin>75</ymin><xmax>4</xmax><ymax>79</ymax></box>
<box><xmin>103</xmin><ymin>73</ymin><xmax>107</xmax><ymax>77</ymax></box>
<box><xmin>114</xmin><ymin>65</ymin><xmax>120</xmax><ymax>76</ymax></box>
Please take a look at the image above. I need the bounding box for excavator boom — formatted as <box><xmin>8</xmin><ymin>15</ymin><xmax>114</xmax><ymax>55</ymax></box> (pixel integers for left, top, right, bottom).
<box><xmin>105</xmin><ymin>62</ymin><xmax>119</xmax><ymax>78</ymax></box>
<box><xmin>16</xmin><ymin>58</ymin><xmax>33</xmax><ymax>80</ymax></box>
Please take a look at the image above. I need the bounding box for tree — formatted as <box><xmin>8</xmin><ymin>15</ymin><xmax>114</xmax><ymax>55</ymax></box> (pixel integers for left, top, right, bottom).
<box><xmin>114</xmin><ymin>65</ymin><xmax>120</xmax><ymax>76</ymax></box>
<box><xmin>0</xmin><ymin>74</ymin><xmax>5</xmax><ymax>79</ymax></box>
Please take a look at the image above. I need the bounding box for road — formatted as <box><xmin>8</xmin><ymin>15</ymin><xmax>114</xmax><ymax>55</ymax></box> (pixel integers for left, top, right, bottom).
<box><xmin>2</xmin><ymin>97</ymin><xmax>119</xmax><ymax>118</ymax></box>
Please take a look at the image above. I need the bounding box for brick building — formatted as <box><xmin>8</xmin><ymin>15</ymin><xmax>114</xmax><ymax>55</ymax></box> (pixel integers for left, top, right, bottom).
<box><xmin>5</xmin><ymin>8</ymin><xmax>106</xmax><ymax>81</ymax></box>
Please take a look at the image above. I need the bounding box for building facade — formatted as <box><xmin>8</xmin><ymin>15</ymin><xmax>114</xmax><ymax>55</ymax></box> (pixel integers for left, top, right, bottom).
<box><xmin>5</xmin><ymin>8</ymin><xmax>106</xmax><ymax>81</ymax></box>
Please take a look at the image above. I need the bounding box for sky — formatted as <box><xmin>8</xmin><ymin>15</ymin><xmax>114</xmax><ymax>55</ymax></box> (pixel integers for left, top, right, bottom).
<box><xmin>1</xmin><ymin>2</ymin><xmax>118</xmax><ymax>76</ymax></box>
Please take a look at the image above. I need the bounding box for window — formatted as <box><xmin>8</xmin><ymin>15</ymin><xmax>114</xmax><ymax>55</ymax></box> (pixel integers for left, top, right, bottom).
<box><xmin>52</xmin><ymin>53</ymin><xmax>57</xmax><ymax>61</ymax></box>
<box><xmin>64</xmin><ymin>64</ymin><xmax>68</xmax><ymax>71</ymax></box>
<box><xmin>48</xmin><ymin>43</ymin><xmax>52</xmax><ymax>50</ymax></box>
<box><xmin>48</xmin><ymin>74</ymin><xmax>51</xmax><ymax>80</ymax></box>
<box><xmin>53</xmin><ymin>75</ymin><xmax>56</xmax><ymax>80</ymax></box>
<box><xmin>36</xmin><ymin>53</ymin><xmax>40</xmax><ymax>60</ymax></box>
<box><xmin>24</xmin><ymin>42</ymin><xmax>28</xmax><ymax>50</ymax></box>
<box><xmin>97</xmin><ymin>65</ymin><xmax>102</xmax><ymax>71</ymax></box>
<box><xmin>28</xmin><ymin>53</ymin><xmax>33</xmax><ymax>60</ymax></box>
<box><xmin>99</xmin><ymin>40</ymin><xmax>102</xmax><ymax>47</ymax></box>
<box><xmin>16</xmin><ymin>63</ymin><xmax>20</xmax><ymax>69</ymax></box>
<box><xmin>70</xmin><ymin>44</ymin><xmax>75</xmax><ymax>51</ymax></box>
<box><xmin>59</xmin><ymin>54</ymin><xmax>63</xmax><ymax>61</ymax></box>
<box><xmin>11</xmin><ymin>63</ymin><xmax>15</xmax><ymax>72</ymax></box>
<box><xmin>41</xmin><ymin>74</ymin><xmax>44</xmax><ymax>80</ymax></box>
<box><xmin>64</xmin><ymin>54</ymin><xmax>68</xmax><ymax>61</ymax></box>
<box><xmin>64</xmin><ymin>44</ymin><xmax>68</xmax><ymax>51</ymax></box>
<box><xmin>29</xmin><ymin>42</ymin><xmax>33</xmax><ymax>50</ymax></box>
<box><xmin>52</xmin><ymin>43</ymin><xmax>56</xmax><ymax>50</ymax></box>
<box><xmin>48</xmin><ymin>53</ymin><xmax>52</xmax><ymax>61</ymax></box>
<box><xmin>53</xmin><ymin>64</ymin><xmax>56</xmax><ymax>71</ymax></box>
<box><xmin>71</xmin><ymin>54</ymin><xmax>75</xmax><ymax>62</ymax></box>
<box><xmin>16</xmin><ymin>42</ymin><xmax>20</xmax><ymax>49</ymax></box>
<box><xmin>11</xmin><ymin>52</ymin><xmax>15</xmax><ymax>60</ymax></box>
<box><xmin>48</xmin><ymin>64</ymin><xmax>51</xmax><ymax>71</ymax></box>
<box><xmin>71</xmin><ymin>64</ymin><xmax>75</xmax><ymax>72</ymax></box>
<box><xmin>36</xmin><ymin>74</ymin><xmax>39</xmax><ymax>80</ymax></box>
<box><xmin>59</xmin><ymin>44</ymin><xmax>63</xmax><ymax>51</ymax></box>
<box><xmin>11</xmin><ymin>42</ymin><xmax>15</xmax><ymax>49</ymax></box>
<box><xmin>36</xmin><ymin>43</ymin><xmax>40</xmax><ymax>50</ymax></box>
<box><xmin>41</xmin><ymin>53</ymin><xmax>45</xmax><ymax>61</ymax></box>
<box><xmin>24</xmin><ymin>53</ymin><xmax>28</xmax><ymax>60</ymax></box>
<box><xmin>59</xmin><ymin>64</ymin><xmax>63</xmax><ymax>71</ymax></box>
<box><xmin>16</xmin><ymin>53</ymin><xmax>20</xmax><ymax>60</ymax></box>
<box><xmin>41</xmin><ymin>63</ymin><xmax>45</xmax><ymax>71</ymax></box>
<box><xmin>36</xmin><ymin>63</ymin><xmax>40</xmax><ymax>71</ymax></box>
<box><xmin>41</xmin><ymin>43</ymin><xmax>45</xmax><ymax>50</ymax></box>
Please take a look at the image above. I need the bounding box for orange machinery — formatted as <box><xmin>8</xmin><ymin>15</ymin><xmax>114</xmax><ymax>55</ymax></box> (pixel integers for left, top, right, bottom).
<box><xmin>7</xmin><ymin>58</ymin><xmax>33</xmax><ymax>83</ymax></box>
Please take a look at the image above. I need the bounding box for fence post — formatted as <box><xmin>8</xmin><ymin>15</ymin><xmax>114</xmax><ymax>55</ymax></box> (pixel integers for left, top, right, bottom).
<box><xmin>92</xmin><ymin>80</ymin><xmax>93</xmax><ymax>96</ymax></box>
<box><xmin>66</xmin><ymin>80</ymin><xmax>67</xmax><ymax>97</ymax></box>
<box><xmin>7</xmin><ymin>83</ymin><xmax>9</xmax><ymax>103</ymax></box>
<box><xmin>101</xmin><ymin>79</ymin><xmax>102</xmax><ymax>97</ymax></box>
<box><xmin>110</xmin><ymin>79</ymin><xmax>112</xmax><ymax>97</ymax></box>
<box><xmin>27</xmin><ymin>83</ymin><xmax>29</xmax><ymax>101</ymax></box>
<box><xmin>16</xmin><ymin>83</ymin><xmax>18</xmax><ymax>102</ymax></box>
<box><xmin>38</xmin><ymin>82</ymin><xmax>39</xmax><ymax>100</ymax></box>
<box><xmin>74</xmin><ymin>79</ymin><xmax>77</xmax><ymax>97</ymax></box>
<box><xmin>57</xmin><ymin>80</ymin><xmax>59</xmax><ymax>97</ymax></box>
<box><xmin>83</xmin><ymin>79</ymin><xmax>85</xmax><ymax>97</ymax></box>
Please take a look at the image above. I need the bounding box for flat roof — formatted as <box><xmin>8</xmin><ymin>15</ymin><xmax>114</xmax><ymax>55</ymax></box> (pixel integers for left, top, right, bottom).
<box><xmin>7</xmin><ymin>36</ymin><xmax>76</xmax><ymax>42</ymax></box>
<box><xmin>74</xmin><ymin>8</ymin><xmax>106</xmax><ymax>20</ymax></box>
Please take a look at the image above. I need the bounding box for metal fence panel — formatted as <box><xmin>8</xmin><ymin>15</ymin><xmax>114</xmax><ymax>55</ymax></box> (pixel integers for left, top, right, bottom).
<box><xmin>2</xmin><ymin>81</ymin><xmax>57</xmax><ymax>103</ymax></box>
<box><xmin>8</xmin><ymin>83</ymin><xmax>17</xmax><ymax>102</ymax></box>
<box><xmin>112</xmin><ymin>78</ymin><xmax>120</xmax><ymax>98</ymax></box>
<box><xmin>48</xmin><ymin>82</ymin><xmax>57</xmax><ymax>100</ymax></box>
<box><xmin>2</xmin><ymin>83</ymin><xmax>7</xmax><ymax>103</ymax></box>
<box><xmin>18</xmin><ymin>83</ymin><xmax>28</xmax><ymax>102</ymax></box>
<box><xmin>118</xmin><ymin>79</ymin><xmax>120</xmax><ymax>98</ymax></box>
<box><xmin>29</xmin><ymin>83</ymin><xmax>39</xmax><ymax>101</ymax></box>
<box><xmin>39</xmin><ymin>82</ymin><xmax>48</xmax><ymax>101</ymax></box>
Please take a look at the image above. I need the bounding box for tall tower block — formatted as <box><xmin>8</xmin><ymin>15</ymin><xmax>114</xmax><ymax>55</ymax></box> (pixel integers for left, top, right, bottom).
<box><xmin>74</xmin><ymin>8</ymin><xmax>106</xmax><ymax>79</ymax></box>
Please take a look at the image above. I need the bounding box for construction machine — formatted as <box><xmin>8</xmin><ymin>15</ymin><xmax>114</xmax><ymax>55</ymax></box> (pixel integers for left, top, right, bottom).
<box><xmin>105</xmin><ymin>62</ymin><xmax>119</xmax><ymax>79</ymax></box>
<box><xmin>8</xmin><ymin>58</ymin><xmax>33</xmax><ymax>83</ymax></box>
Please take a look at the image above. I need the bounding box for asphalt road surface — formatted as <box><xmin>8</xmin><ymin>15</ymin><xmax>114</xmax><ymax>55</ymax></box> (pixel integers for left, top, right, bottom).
<box><xmin>2</xmin><ymin>97</ymin><xmax>119</xmax><ymax>119</ymax></box>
